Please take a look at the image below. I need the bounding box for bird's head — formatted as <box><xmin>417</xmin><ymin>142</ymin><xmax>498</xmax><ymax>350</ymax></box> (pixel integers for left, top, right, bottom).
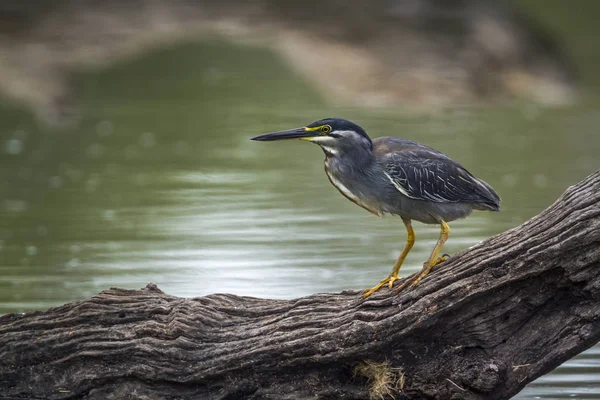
<box><xmin>251</xmin><ymin>118</ymin><xmax>372</xmax><ymax>155</ymax></box>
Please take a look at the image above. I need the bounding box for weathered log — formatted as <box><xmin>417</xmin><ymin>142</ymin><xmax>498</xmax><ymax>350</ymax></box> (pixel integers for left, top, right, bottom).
<box><xmin>1</xmin><ymin>170</ymin><xmax>599</xmax><ymax>400</ymax></box>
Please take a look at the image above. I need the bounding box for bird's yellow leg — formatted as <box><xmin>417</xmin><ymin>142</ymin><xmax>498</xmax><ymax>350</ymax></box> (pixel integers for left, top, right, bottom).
<box><xmin>362</xmin><ymin>219</ymin><xmax>415</xmax><ymax>299</ymax></box>
<box><xmin>412</xmin><ymin>221</ymin><xmax>450</xmax><ymax>286</ymax></box>
<box><xmin>394</xmin><ymin>221</ymin><xmax>450</xmax><ymax>293</ymax></box>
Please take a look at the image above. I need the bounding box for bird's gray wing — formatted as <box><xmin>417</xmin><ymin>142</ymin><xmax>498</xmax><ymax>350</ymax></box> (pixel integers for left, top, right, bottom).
<box><xmin>374</xmin><ymin>138</ymin><xmax>487</xmax><ymax>203</ymax></box>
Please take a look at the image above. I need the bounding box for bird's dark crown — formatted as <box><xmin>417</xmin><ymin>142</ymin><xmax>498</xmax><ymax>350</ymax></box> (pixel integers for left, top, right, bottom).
<box><xmin>307</xmin><ymin>118</ymin><xmax>371</xmax><ymax>142</ymax></box>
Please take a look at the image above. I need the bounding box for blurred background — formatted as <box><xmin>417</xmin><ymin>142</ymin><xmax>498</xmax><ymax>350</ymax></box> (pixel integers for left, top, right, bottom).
<box><xmin>0</xmin><ymin>0</ymin><xmax>598</xmax><ymax>398</ymax></box>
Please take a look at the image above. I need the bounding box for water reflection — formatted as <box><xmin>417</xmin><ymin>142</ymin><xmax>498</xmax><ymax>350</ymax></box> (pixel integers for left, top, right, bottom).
<box><xmin>521</xmin><ymin>346</ymin><xmax>600</xmax><ymax>399</ymax></box>
<box><xmin>0</xmin><ymin>42</ymin><xmax>598</xmax><ymax>398</ymax></box>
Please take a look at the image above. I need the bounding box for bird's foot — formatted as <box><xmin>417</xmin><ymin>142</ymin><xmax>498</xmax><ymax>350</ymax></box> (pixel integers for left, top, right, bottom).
<box><xmin>411</xmin><ymin>272</ymin><xmax>428</xmax><ymax>287</ymax></box>
<box><xmin>374</xmin><ymin>255</ymin><xmax>453</xmax><ymax>297</ymax></box>
<box><xmin>432</xmin><ymin>253</ymin><xmax>450</xmax><ymax>268</ymax></box>
<box><xmin>393</xmin><ymin>275</ymin><xmax>417</xmax><ymax>294</ymax></box>
<box><xmin>393</xmin><ymin>269</ymin><xmax>430</xmax><ymax>293</ymax></box>
<box><xmin>393</xmin><ymin>257</ymin><xmax>449</xmax><ymax>294</ymax></box>
<box><xmin>408</xmin><ymin>256</ymin><xmax>450</xmax><ymax>288</ymax></box>
<box><xmin>362</xmin><ymin>275</ymin><xmax>401</xmax><ymax>299</ymax></box>
<box><xmin>409</xmin><ymin>260</ymin><xmax>437</xmax><ymax>288</ymax></box>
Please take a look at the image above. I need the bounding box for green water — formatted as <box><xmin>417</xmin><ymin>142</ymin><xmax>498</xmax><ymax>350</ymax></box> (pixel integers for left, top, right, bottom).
<box><xmin>0</xmin><ymin>18</ymin><xmax>599</xmax><ymax>398</ymax></box>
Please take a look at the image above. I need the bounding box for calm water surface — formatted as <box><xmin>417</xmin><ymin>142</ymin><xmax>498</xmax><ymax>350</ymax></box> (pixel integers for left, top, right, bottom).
<box><xmin>0</xmin><ymin>41</ymin><xmax>598</xmax><ymax>398</ymax></box>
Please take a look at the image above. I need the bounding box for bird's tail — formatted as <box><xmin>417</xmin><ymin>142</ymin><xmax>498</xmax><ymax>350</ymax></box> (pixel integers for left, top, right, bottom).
<box><xmin>472</xmin><ymin>178</ymin><xmax>501</xmax><ymax>212</ymax></box>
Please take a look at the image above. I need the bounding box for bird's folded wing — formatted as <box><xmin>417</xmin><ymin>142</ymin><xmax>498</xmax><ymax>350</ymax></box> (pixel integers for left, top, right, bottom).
<box><xmin>381</xmin><ymin>152</ymin><xmax>484</xmax><ymax>203</ymax></box>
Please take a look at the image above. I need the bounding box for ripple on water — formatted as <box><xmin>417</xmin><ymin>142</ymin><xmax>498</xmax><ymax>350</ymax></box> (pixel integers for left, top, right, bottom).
<box><xmin>519</xmin><ymin>346</ymin><xmax>600</xmax><ymax>399</ymax></box>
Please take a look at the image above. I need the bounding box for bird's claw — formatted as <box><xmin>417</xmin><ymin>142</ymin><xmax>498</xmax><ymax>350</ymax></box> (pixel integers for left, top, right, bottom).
<box><xmin>411</xmin><ymin>275</ymin><xmax>424</xmax><ymax>287</ymax></box>
<box><xmin>395</xmin><ymin>255</ymin><xmax>452</xmax><ymax>293</ymax></box>
<box><xmin>393</xmin><ymin>272</ymin><xmax>427</xmax><ymax>293</ymax></box>
<box><xmin>432</xmin><ymin>254</ymin><xmax>450</xmax><ymax>268</ymax></box>
<box><xmin>362</xmin><ymin>275</ymin><xmax>400</xmax><ymax>299</ymax></box>
<box><xmin>366</xmin><ymin>255</ymin><xmax>454</xmax><ymax>298</ymax></box>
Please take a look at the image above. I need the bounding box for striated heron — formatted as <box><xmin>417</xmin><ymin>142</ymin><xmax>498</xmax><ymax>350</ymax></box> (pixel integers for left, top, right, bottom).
<box><xmin>251</xmin><ymin>118</ymin><xmax>500</xmax><ymax>298</ymax></box>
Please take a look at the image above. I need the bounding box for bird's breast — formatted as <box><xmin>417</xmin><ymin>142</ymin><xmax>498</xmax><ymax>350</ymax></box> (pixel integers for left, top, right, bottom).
<box><xmin>324</xmin><ymin>158</ymin><xmax>382</xmax><ymax>216</ymax></box>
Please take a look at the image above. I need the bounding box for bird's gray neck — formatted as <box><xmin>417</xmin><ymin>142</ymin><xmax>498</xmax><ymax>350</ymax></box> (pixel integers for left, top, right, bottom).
<box><xmin>321</xmin><ymin>141</ymin><xmax>375</xmax><ymax>169</ymax></box>
<box><xmin>321</xmin><ymin>144</ymin><xmax>387</xmax><ymax>215</ymax></box>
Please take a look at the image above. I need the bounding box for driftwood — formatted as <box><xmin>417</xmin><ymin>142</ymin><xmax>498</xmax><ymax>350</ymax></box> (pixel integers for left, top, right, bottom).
<box><xmin>1</xmin><ymin>170</ymin><xmax>599</xmax><ymax>400</ymax></box>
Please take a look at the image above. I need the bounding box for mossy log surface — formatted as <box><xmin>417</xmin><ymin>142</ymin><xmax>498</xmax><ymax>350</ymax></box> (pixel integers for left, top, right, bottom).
<box><xmin>1</xmin><ymin>170</ymin><xmax>600</xmax><ymax>400</ymax></box>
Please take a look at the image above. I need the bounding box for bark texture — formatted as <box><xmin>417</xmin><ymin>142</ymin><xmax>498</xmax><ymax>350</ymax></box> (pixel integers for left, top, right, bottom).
<box><xmin>1</xmin><ymin>170</ymin><xmax>600</xmax><ymax>400</ymax></box>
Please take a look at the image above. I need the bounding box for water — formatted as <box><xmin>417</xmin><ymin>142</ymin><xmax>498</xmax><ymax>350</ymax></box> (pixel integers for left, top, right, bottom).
<box><xmin>0</xmin><ymin>40</ymin><xmax>598</xmax><ymax>398</ymax></box>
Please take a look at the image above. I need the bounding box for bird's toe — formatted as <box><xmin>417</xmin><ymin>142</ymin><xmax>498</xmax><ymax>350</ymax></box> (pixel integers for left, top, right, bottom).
<box><xmin>362</xmin><ymin>275</ymin><xmax>401</xmax><ymax>299</ymax></box>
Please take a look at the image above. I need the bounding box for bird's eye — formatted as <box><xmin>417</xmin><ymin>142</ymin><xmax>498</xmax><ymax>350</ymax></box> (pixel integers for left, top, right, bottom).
<box><xmin>321</xmin><ymin>125</ymin><xmax>332</xmax><ymax>134</ymax></box>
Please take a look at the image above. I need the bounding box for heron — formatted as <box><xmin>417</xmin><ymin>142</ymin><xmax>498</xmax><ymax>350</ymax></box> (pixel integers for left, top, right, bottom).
<box><xmin>251</xmin><ymin>118</ymin><xmax>500</xmax><ymax>298</ymax></box>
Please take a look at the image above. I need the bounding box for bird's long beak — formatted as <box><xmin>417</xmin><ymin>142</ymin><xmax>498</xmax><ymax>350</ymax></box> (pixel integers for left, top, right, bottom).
<box><xmin>250</xmin><ymin>127</ymin><xmax>318</xmax><ymax>141</ymax></box>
